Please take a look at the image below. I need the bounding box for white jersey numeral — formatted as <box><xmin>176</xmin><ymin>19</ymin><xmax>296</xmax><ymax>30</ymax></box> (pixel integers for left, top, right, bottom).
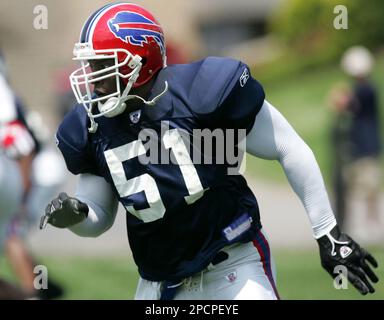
<box><xmin>104</xmin><ymin>140</ymin><xmax>166</xmax><ymax>223</ymax></box>
<box><xmin>163</xmin><ymin>129</ymin><xmax>206</xmax><ymax>205</ymax></box>
<box><xmin>104</xmin><ymin>129</ymin><xmax>206</xmax><ymax>223</ymax></box>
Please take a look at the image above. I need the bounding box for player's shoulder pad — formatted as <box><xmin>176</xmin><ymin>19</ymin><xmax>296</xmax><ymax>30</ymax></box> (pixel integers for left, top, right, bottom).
<box><xmin>187</xmin><ymin>56</ymin><xmax>263</xmax><ymax>115</ymax></box>
<box><xmin>145</xmin><ymin>57</ymin><xmax>244</xmax><ymax>120</ymax></box>
<box><xmin>56</xmin><ymin>104</ymin><xmax>95</xmax><ymax>175</ymax></box>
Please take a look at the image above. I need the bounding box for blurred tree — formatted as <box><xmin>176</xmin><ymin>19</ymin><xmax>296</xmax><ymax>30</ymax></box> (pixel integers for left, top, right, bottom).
<box><xmin>269</xmin><ymin>0</ymin><xmax>384</xmax><ymax>65</ymax></box>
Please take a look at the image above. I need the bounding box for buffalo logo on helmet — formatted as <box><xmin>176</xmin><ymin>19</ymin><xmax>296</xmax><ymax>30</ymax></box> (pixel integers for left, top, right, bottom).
<box><xmin>108</xmin><ymin>11</ymin><xmax>165</xmax><ymax>56</ymax></box>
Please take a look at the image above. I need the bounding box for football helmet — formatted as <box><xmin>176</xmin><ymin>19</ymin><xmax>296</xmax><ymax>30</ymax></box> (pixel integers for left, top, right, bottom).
<box><xmin>70</xmin><ymin>3</ymin><xmax>167</xmax><ymax>132</ymax></box>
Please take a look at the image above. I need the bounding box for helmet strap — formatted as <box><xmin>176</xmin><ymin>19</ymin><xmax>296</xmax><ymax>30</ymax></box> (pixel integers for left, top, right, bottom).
<box><xmin>87</xmin><ymin>81</ymin><xmax>168</xmax><ymax>134</ymax></box>
<box><xmin>122</xmin><ymin>81</ymin><xmax>168</xmax><ymax>107</ymax></box>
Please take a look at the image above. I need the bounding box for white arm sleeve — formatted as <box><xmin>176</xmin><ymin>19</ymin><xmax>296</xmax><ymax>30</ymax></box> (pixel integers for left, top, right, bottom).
<box><xmin>69</xmin><ymin>174</ymin><xmax>119</xmax><ymax>237</ymax></box>
<box><xmin>245</xmin><ymin>100</ymin><xmax>337</xmax><ymax>239</ymax></box>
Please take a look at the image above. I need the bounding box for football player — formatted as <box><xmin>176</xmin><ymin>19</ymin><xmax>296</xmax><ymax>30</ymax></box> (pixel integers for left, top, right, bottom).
<box><xmin>41</xmin><ymin>3</ymin><xmax>379</xmax><ymax>299</ymax></box>
<box><xmin>0</xmin><ymin>64</ymin><xmax>30</xmax><ymax>299</ymax></box>
<box><xmin>0</xmin><ymin>54</ymin><xmax>65</xmax><ymax>299</ymax></box>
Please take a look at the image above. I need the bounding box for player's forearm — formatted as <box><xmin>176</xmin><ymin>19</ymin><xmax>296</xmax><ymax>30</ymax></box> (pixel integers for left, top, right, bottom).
<box><xmin>277</xmin><ymin>137</ymin><xmax>337</xmax><ymax>238</ymax></box>
<box><xmin>69</xmin><ymin>202</ymin><xmax>113</xmax><ymax>237</ymax></box>
<box><xmin>69</xmin><ymin>174</ymin><xmax>119</xmax><ymax>237</ymax></box>
<box><xmin>245</xmin><ymin>100</ymin><xmax>337</xmax><ymax>239</ymax></box>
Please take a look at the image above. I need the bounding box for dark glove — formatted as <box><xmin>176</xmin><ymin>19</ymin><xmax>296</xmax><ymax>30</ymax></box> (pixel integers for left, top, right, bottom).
<box><xmin>317</xmin><ymin>225</ymin><xmax>379</xmax><ymax>295</ymax></box>
<box><xmin>40</xmin><ymin>192</ymin><xmax>89</xmax><ymax>229</ymax></box>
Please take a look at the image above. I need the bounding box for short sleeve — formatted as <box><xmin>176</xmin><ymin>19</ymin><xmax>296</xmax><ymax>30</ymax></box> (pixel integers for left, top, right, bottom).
<box><xmin>217</xmin><ymin>64</ymin><xmax>264</xmax><ymax>132</ymax></box>
<box><xmin>189</xmin><ymin>57</ymin><xmax>265</xmax><ymax>133</ymax></box>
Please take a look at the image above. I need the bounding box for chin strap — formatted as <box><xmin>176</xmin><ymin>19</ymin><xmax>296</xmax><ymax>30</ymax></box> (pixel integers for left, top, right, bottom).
<box><xmin>87</xmin><ymin>106</ymin><xmax>99</xmax><ymax>133</ymax></box>
<box><xmin>123</xmin><ymin>80</ymin><xmax>169</xmax><ymax>107</ymax></box>
<box><xmin>144</xmin><ymin>80</ymin><xmax>168</xmax><ymax>106</ymax></box>
<box><xmin>87</xmin><ymin>81</ymin><xmax>169</xmax><ymax>133</ymax></box>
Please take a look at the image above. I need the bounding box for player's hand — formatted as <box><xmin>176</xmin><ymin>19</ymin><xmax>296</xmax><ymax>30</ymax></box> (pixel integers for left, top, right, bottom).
<box><xmin>40</xmin><ymin>192</ymin><xmax>88</xmax><ymax>229</ymax></box>
<box><xmin>317</xmin><ymin>225</ymin><xmax>379</xmax><ymax>295</ymax></box>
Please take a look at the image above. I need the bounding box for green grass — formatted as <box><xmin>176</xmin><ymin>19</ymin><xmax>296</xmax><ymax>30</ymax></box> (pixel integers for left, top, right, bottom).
<box><xmin>245</xmin><ymin>54</ymin><xmax>384</xmax><ymax>185</ymax></box>
<box><xmin>275</xmin><ymin>247</ymin><xmax>384</xmax><ymax>300</ymax></box>
<box><xmin>1</xmin><ymin>248</ymin><xmax>383</xmax><ymax>299</ymax></box>
<box><xmin>0</xmin><ymin>255</ymin><xmax>139</xmax><ymax>300</ymax></box>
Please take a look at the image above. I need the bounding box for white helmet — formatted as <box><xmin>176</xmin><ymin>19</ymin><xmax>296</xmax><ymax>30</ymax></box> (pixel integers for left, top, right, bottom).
<box><xmin>341</xmin><ymin>46</ymin><xmax>374</xmax><ymax>77</ymax></box>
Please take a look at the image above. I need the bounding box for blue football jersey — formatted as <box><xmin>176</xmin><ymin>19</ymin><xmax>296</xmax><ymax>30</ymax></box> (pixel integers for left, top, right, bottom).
<box><xmin>56</xmin><ymin>57</ymin><xmax>265</xmax><ymax>281</ymax></box>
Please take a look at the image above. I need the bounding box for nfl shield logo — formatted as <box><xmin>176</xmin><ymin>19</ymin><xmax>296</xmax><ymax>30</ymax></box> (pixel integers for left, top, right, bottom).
<box><xmin>129</xmin><ymin>110</ymin><xmax>141</xmax><ymax>124</ymax></box>
<box><xmin>340</xmin><ymin>246</ymin><xmax>353</xmax><ymax>258</ymax></box>
<box><xmin>225</xmin><ymin>271</ymin><xmax>237</xmax><ymax>283</ymax></box>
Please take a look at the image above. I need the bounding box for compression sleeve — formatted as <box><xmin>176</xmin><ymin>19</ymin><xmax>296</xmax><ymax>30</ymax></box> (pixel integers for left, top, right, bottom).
<box><xmin>69</xmin><ymin>174</ymin><xmax>119</xmax><ymax>237</ymax></box>
<box><xmin>244</xmin><ymin>100</ymin><xmax>337</xmax><ymax>239</ymax></box>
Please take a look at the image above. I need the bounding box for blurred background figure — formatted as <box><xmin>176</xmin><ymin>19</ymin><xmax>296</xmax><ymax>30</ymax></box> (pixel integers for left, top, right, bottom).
<box><xmin>329</xmin><ymin>46</ymin><xmax>382</xmax><ymax>241</ymax></box>
<box><xmin>328</xmin><ymin>83</ymin><xmax>353</xmax><ymax>229</ymax></box>
<box><xmin>0</xmin><ymin>50</ymin><xmax>67</xmax><ymax>299</ymax></box>
<box><xmin>0</xmin><ymin>50</ymin><xmax>30</xmax><ymax>299</ymax></box>
<box><xmin>0</xmin><ymin>135</ymin><xmax>25</xmax><ymax>299</ymax></box>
